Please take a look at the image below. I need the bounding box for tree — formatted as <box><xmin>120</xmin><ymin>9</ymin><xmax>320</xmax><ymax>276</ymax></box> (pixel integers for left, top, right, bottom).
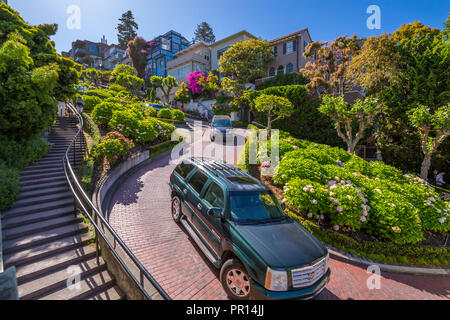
<box><xmin>0</xmin><ymin>3</ymin><xmax>79</xmax><ymax>137</ymax></box>
<box><xmin>409</xmin><ymin>104</ymin><xmax>450</xmax><ymax>180</ymax></box>
<box><xmin>111</xmin><ymin>64</ymin><xmax>137</xmax><ymax>82</ymax></box>
<box><xmin>81</xmin><ymin>68</ymin><xmax>102</xmax><ymax>87</ymax></box>
<box><xmin>127</xmin><ymin>36</ymin><xmax>151</xmax><ymax>78</ymax></box>
<box><xmin>318</xmin><ymin>95</ymin><xmax>379</xmax><ymax>153</ymax></box>
<box><xmin>347</xmin><ymin>19</ymin><xmax>450</xmax><ymax>174</ymax></box>
<box><xmin>198</xmin><ymin>72</ymin><xmax>219</xmax><ymax>99</ymax></box>
<box><xmin>218</xmin><ymin>39</ymin><xmax>274</xmax><ymax>85</ymax></box>
<box><xmin>302</xmin><ymin>35</ymin><xmax>360</xmax><ymax>97</ymax></box>
<box><xmin>193</xmin><ymin>22</ymin><xmax>216</xmax><ymax>44</ymax></box>
<box><xmin>117</xmin><ymin>10</ymin><xmax>138</xmax><ymax>49</ymax></box>
<box><xmin>174</xmin><ymin>82</ymin><xmax>191</xmax><ymax>107</ymax></box>
<box><xmin>115</xmin><ymin>73</ymin><xmax>144</xmax><ymax>92</ymax></box>
<box><xmin>151</xmin><ymin>75</ymin><xmax>179</xmax><ymax>103</ymax></box>
<box><xmin>0</xmin><ymin>32</ymin><xmax>59</xmax><ymax>139</ymax></box>
<box><xmin>254</xmin><ymin>94</ymin><xmax>295</xmax><ymax>134</ymax></box>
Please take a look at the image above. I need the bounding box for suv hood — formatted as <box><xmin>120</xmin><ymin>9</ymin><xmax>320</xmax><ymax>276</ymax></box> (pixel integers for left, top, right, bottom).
<box><xmin>232</xmin><ymin>220</ymin><xmax>327</xmax><ymax>269</ymax></box>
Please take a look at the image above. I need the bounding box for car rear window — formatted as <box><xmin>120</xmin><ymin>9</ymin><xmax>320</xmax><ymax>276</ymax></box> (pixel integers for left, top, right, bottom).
<box><xmin>188</xmin><ymin>170</ymin><xmax>209</xmax><ymax>194</ymax></box>
<box><xmin>175</xmin><ymin>162</ymin><xmax>195</xmax><ymax>179</ymax></box>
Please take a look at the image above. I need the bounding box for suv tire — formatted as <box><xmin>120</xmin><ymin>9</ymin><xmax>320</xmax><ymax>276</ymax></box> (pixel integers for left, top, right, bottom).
<box><xmin>220</xmin><ymin>259</ymin><xmax>251</xmax><ymax>300</ymax></box>
<box><xmin>171</xmin><ymin>195</ymin><xmax>182</xmax><ymax>223</ymax></box>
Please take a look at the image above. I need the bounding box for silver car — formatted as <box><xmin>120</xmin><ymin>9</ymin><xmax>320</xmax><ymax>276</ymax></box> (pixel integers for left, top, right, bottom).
<box><xmin>210</xmin><ymin>116</ymin><xmax>234</xmax><ymax>142</ymax></box>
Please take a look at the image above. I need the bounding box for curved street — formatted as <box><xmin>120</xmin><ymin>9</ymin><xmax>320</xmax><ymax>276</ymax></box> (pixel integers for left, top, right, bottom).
<box><xmin>107</xmin><ymin>121</ymin><xmax>450</xmax><ymax>300</ymax></box>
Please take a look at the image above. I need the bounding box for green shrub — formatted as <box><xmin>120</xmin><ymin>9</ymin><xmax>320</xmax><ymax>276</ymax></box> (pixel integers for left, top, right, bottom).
<box><xmin>84</xmin><ymin>89</ymin><xmax>113</xmax><ymax>100</ymax></box>
<box><xmin>274</xmin><ymin>157</ymin><xmax>326</xmax><ymax>185</ymax></box>
<box><xmin>0</xmin><ymin>164</ymin><xmax>20</xmax><ymax>210</ymax></box>
<box><xmin>92</xmin><ymin>132</ymin><xmax>134</xmax><ymax>165</ymax></box>
<box><xmin>109</xmin><ymin>84</ymin><xmax>127</xmax><ymax>92</ymax></box>
<box><xmin>171</xmin><ymin>109</ymin><xmax>185</xmax><ymax>122</ymax></box>
<box><xmin>157</xmin><ymin>108</ymin><xmax>172</xmax><ymax>119</ymax></box>
<box><xmin>232</xmin><ymin>121</ymin><xmax>247</xmax><ymax>128</ymax></box>
<box><xmin>256</xmin><ymin>72</ymin><xmax>308</xmax><ymax>90</ymax></box>
<box><xmin>104</xmin><ymin>97</ymin><xmax>121</xmax><ymax>104</ymax></box>
<box><xmin>91</xmin><ymin>101</ymin><xmax>124</xmax><ymax>125</ymax></box>
<box><xmin>0</xmin><ymin>135</ymin><xmax>49</xmax><ymax>170</ymax></box>
<box><xmin>108</xmin><ymin>109</ymin><xmax>141</xmax><ymax>139</ymax></box>
<box><xmin>136</xmin><ymin>118</ymin><xmax>158</xmax><ymax>143</ymax></box>
<box><xmin>81</xmin><ymin>95</ymin><xmax>102</xmax><ymax>113</ymax></box>
<box><xmin>154</xmin><ymin>120</ymin><xmax>175</xmax><ymax>141</ymax></box>
<box><xmin>81</xmin><ymin>112</ymin><xmax>101</xmax><ymax>145</ymax></box>
<box><xmin>144</xmin><ymin>107</ymin><xmax>157</xmax><ymax>118</ymax></box>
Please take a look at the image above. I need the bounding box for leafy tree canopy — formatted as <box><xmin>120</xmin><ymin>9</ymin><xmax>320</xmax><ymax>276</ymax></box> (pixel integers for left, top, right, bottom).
<box><xmin>117</xmin><ymin>10</ymin><xmax>138</xmax><ymax>49</ymax></box>
<box><xmin>193</xmin><ymin>22</ymin><xmax>216</xmax><ymax>44</ymax></box>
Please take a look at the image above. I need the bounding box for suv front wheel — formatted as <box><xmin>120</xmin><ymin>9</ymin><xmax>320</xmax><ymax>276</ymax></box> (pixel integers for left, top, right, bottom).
<box><xmin>171</xmin><ymin>196</ymin><xmax>182</xmax><ymax>223</ymax></box>
<box><xmin>220</xmin><ymin>259</ymin><xmax>251</xmax><ymax>300</ymax></box>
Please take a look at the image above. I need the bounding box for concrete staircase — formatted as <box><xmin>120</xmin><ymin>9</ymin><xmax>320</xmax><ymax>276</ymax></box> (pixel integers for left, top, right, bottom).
<box><xmin>1</xmin><ymin>117</ymin><xmax>125</xmax><ymax>300</ymax></box>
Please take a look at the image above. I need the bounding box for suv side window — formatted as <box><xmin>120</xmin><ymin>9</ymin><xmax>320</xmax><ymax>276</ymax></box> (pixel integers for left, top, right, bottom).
<box><xmin>188</xmin><ymin>170</ymin><xmax>209</xmax><ymax>194</ymax></box>
<box><xmin>203</xmin><ymin>182</ymin><xmax>225</xmax><ymax>209</ymax></box>
<box><xmin>175</xmin><ymin>162</ymin><xmax>195</xmax><ymax>179</ymax></box>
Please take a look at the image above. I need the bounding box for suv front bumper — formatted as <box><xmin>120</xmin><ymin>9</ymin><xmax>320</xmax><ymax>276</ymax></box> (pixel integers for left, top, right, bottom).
<box><xmin>250</xmin><ymin>269</ymin><xmax>331</xmax><ymax>300</ymax></box>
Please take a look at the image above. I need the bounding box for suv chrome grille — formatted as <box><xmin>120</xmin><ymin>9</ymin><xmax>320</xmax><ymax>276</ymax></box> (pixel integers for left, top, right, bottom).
<box><xmin>291</xmin><ymin>256</ymin><xmax>328</xmax><ymax>289</ymax></box>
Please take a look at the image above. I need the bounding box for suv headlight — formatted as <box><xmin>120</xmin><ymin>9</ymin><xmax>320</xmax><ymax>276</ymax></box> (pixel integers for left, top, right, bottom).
<box><xmin>265</xmin><ymin>267</ymin><xmax>288</xmax><ymax>292</ymax></box>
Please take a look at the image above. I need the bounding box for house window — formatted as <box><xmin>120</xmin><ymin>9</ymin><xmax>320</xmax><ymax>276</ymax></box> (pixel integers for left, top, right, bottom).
<box><xmin>277</xmin><ymin>65</ymin><xmax>284</xmax><ymax>75</ymax></box>
<box><xmin>286</xmin><ymin>63</ymin><xmax>294</xmax><ymax>73</ymax></box>
<box><xmin>273</xmin><ymin>46</ymin><xmax>277</xmax><ymax>56</ymax></box>
<box><xmin>269</xmin><ymin>68</ymin><xmax>275</xmax><ymax>77</ymax></box>
<box><xmin>285</xmin><ymin>40</ymin><xmax>296</xmax><ymax>54</ymax></box>
<box><xmin>217</xmin><ymin>46</ymin><xmax>230</xmax><ymax>61</ymax></box>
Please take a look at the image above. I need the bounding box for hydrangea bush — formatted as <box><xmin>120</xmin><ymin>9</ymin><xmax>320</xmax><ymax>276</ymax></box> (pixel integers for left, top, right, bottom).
<box><xmin>266</xmin><ymin>131</ymin><xmax>450</xmax><ymax>244</ymax></box>
<box><xmin>157</xmin><ymin>108</ymin><xmax>172</xmax><ymax>119</ymax></box>
<box><xmin>171</xmin><ymin>109</ymin><xmax>185</xmax><ymax>122</ymax></box>
<box><xmin>91</xmin><ymin>102</ymin><xmax>124</xmax><ymax>125</ymax></box>
<box><xmin>92</xmin><ymin>132</ymin><xmax>134</xmax><ymax>165</ymax></box>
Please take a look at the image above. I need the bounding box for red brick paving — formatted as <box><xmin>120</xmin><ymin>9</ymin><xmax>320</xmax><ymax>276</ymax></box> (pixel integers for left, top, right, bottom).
<box><xmin>108</xmin><ymin>127</ymin><xmax>450</xmax><ymax>300</ymax></box>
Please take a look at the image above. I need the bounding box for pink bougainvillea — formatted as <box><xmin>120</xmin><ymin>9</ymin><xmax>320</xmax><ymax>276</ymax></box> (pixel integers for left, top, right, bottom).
<box><xmin>186</xmin><ymin>71</ymin><xmax>206</xmax><ymax>95</ymax></box>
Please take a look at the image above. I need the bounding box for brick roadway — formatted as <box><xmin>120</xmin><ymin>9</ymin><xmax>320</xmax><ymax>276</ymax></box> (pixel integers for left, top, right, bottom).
<box><xmin>108</xmin><ymin>123</ymin><xmax>450</xmax><ymax>300</ymax></box>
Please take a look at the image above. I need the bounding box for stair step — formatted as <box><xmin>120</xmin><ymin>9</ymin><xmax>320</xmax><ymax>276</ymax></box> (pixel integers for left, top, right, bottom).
<box><xmin>20</xmin><ymin>176</ymin><xmax>67</xmax><ymax>187</ymax></box>
<box><xmin>25</xmin><ymin>163</ymin><xmax>65</xmax><ymax>171</ymax></box>
<box><xmin>2</xmin><ymin>224</ymin><xmax>89</xmax><ymax>255</ymax></box>
<box><xmin>19</xmin><ymin>256</ymin><xmax>106</xmax><ymax>300</ymax></box>
<box><xmin>40</xmin><ymin>270</ymin><xmax>116</xmax><ymax>300</ymax></box>
<box><xmin>10</xmin><ymin>192</ymin><xmax>72</xmax><ymax>209</ymax></box>
<box><xmin>20</xmin><ymin>171</ymin><xmax>63</xmax><ymax>182</ymax></box>
<box><xmin>15</xmin><ymin>245</ymin><xmax>96</xmax><ymax>284</ymax></box>
<box><xmin>2</xmin><ymin>205</ymin><xmax>75</xmax><ymax>229</ymax></box>
<box><xmin>3</xmin><ymin>215</ymin><xmax>83</xmax><ymax>241</ymax></box>
<box><xmin>21</xmin><ymin>167</ymin><xmax>65</xmax><ymax>177</ymax></box>
<box><xmin>20</xmin><ymin>180</ymin><xmax>69</xmax><ymax>193</ymax></box>
<box><xmin>4</xmin><ymin>232</ymin><xmax>92</xmax><ymax>269</ymax></box>
<box><xmin>19</xmin><ymin>186</ymin><xmax>70</xmax><ymax>200</ymax></box>
<box><xmin>2</xmin><ymin>198</ymin><xmax>74</xmax><ymax>219</ymax></box>
<box><xmin>88</xmin><ymin>285</ymin><xmax>124</xmax><ymax>300</ymax></box>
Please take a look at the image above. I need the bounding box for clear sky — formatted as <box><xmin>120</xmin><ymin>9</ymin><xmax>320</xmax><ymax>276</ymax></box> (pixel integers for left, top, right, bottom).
<box><xmin>8</xmin><ymin>0</ymin><xmax>450</xmax><ymax>53</ymax></box>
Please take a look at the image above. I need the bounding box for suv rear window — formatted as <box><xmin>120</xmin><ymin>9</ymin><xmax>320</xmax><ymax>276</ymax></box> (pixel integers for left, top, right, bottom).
<box><xmin>175</xmin><ymin>162</ymin><xmax>195</xmax><ymax>179</ymax></box>
<box><xmin>188</xmin><ymin>170</ymin><xmax>209</xmax><ymax>194</ymax></box>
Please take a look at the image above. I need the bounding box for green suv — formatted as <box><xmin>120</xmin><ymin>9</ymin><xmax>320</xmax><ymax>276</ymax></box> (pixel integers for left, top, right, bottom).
<box><xmin>169</xmin><ymin>158</ymin><xmax>330</xmax><ymax>300</ymax></box>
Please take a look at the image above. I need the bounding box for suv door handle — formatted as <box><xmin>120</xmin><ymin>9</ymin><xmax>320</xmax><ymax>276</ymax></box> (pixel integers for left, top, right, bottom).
<box><xmin>197</xmin><ymin>203</ymin><xmax>203</xmax><ymax>210</ymax></box>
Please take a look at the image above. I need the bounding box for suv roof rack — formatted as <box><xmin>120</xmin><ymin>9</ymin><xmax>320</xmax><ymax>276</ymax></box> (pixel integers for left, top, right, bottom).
<box><xmin>191</xmin><ymin>158</ymin><xmax>251</xmax><ymax>179</ymax></box>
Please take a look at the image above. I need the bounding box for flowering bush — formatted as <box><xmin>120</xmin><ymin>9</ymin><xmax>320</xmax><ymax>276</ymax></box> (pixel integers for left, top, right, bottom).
<box><xmin>92</xmin><ymin>132</ymin><xmax>134</xmax><ymax>165</ymax></box>
<box><xmin>171</xmin><ymin>109</ymin><xmax>185</xmax><ymax>122</ymax></box>
<box><xmin>155</xmin><ymin>120</ymin><xmax>175</xmax><ymax>141</ymax></box>
<box><xmin>266</xmin><ymin>130</ymin><xmax>450</xmax><ymax>244</ymax></box>
<box><xmin>91</xmin><ymin>102</ymin><xmax>124</xmax><ymax>125</ymax></box>
<box><xmin>81</xmin><ymin>95</ymin><xmax>102</xmax><ymax>113</ymax></box>
<box><xmin>187</xmin><ymin>71</ymin><xmax>205</xmax><ymax>95</ymax></box>
<box><xmin>136</xmin><ymin>118</ymin><xmax>159</xmax><ymax>143</ymax></box>
<box><xmin>157</xmin><ymin>108</ymin><xmax>172</xmax><ymax>119</ymax></box>
<box><xmin>108</xmin><ymin>110</ymin><xmax>140</xmax><ymax>139</ymax></box>
<box><xmin>274</xmin><ymin>156</ymin><xmax>325</xmax><ymax>185</ymax></box>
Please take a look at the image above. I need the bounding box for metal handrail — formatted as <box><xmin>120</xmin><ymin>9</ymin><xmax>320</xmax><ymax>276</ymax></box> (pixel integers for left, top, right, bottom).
<box><xmin>62</xmin><ymin>103</ymin><xmax>171</xmax><ymax>300</ymax></box>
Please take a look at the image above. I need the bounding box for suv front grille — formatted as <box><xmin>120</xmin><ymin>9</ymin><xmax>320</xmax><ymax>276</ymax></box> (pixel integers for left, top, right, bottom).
<box><xmin>291</xmin><ymin>256</ymin><xmax>328</xmax><ymax>289</ymax></box>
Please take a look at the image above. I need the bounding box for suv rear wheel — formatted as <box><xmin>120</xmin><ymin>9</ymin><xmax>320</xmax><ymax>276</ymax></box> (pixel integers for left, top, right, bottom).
<box><xmin>171</xmin><ymin>195</ymin><xmax>182</xmax><ymax>223</ymax></box>
<box><xmin>220</xmin><ymin>259</ymin><xmax>251</xmax><ymax>300</ymax></box>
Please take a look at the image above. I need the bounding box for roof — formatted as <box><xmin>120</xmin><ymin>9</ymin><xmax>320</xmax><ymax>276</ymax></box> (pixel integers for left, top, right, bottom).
<box><xmin>269</xmin><ymin>28</ymin><xmax>311</xmax><ymax>45</ymax></box>
<box><xmin>188</xmin><ymin>158</ymin><xmax>268</xmax><ymax>192</ymax></box>
<box><xmin>210</xmin><ymin>30</ymin><xmax>257</xmax><ymax>48</ymax></box>
<box><xmin>174</xmin><ymin>41</ymin><xmax>210</xmax><ymax>57</ymax></box>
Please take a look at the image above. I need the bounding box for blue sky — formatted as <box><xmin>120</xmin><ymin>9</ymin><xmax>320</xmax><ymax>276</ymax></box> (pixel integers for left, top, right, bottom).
<box><xmin>8</xmin><ymin>0</ymin><xmax>450</xmax><ymax>53</ymax></box>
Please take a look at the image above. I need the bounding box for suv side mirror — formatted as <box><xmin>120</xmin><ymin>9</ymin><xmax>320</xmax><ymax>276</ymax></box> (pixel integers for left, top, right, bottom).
<box><xmin>280</xmin><ymin>202</ymin><xmax>286</xmax><ymax>211</ymax></box>
<box><xmin>207</xmin><ymin>207</ymin><xmax>222</xmax><ymax>218</ymax></box>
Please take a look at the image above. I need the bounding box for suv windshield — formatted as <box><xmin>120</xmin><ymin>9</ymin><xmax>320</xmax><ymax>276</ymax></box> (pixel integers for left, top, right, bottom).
<box><xmin>229</xmin><ymin>190</ymin><xmax>286</xmax><ymax>223</ymax></box>
<box><xmin>213</xmin><ymin>119</ymin><xmax>232</xmax><ymax>128</ymax></box>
